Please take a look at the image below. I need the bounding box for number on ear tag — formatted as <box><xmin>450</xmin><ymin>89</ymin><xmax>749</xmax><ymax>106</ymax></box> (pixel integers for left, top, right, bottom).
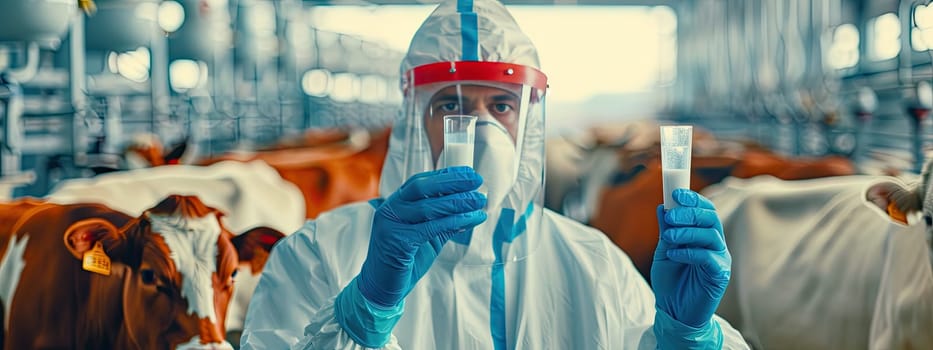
<box><xmin>82</xmin><ymin>242</ymin><xmax>111</xmax><ymax>276</ymax></box>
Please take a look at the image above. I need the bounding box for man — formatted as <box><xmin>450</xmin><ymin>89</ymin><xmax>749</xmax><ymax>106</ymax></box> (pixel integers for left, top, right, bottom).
<box><xmin>241</xmin><ymin>0</ymin><xmax>749</xmax><ymax>348</ymax></box>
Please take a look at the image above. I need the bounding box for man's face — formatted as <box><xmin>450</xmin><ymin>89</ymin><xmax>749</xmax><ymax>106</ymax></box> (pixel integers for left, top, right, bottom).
<box><xmin>423</xmin><ymin>84</ymin><xmax>522</xmax><ymax>164</ymax></box>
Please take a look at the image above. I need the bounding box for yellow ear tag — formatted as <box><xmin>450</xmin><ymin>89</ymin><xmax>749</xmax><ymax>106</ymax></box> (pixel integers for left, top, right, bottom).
<box><xmin>82</xmin><ymin>242</ymin><xmax>111</xmax><ymax>276</ymax></box>
<box><xmin>78</xmin><ymin>0</ymin><xmax>97</xmax><ymax>15</ymax></box>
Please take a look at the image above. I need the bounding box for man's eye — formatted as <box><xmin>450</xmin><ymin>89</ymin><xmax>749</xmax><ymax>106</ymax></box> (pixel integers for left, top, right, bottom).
<box><xmin>440</xmin><ymin>103</ymin><xmax>459</xmax><ymax>112</ymax></box>
<box><xmin>494</xmin><ymin>103</ymin><xmax>513</xmax><ymax>113</ymax></box>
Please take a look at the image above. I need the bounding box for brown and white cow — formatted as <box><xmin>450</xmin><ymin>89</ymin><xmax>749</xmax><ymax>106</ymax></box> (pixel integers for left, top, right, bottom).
<box><xmin>106</xmin><ymin>127</ymin><xmax>391</xmax><ymax>221</ymax></box>
<box><xmin>200</xmin><ymin>127</ymin><xmax>391</xmax><ymax>219</ymax></box>
<box><xmin>0</xmin><ymin>195</ymin><xmax>282</xmax><ymax>349</ymax></box>
<box><xmin>46</xmin><ymin>159</ymin><xmax>305</xmax><ymax>344</ymax></box>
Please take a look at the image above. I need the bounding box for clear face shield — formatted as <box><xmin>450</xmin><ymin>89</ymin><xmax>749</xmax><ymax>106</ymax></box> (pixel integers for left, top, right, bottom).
<box><xmin>397</xmin><ymin>61</ymin><xmax>548</xmax><ymax>266</ymax></box>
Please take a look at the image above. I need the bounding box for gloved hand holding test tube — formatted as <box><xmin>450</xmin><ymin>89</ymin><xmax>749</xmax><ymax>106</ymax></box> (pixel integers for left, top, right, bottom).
<box><xmin>660</xmin><ymin>125</ymin><xmax>693</xmax><ymax>210</ymax></box>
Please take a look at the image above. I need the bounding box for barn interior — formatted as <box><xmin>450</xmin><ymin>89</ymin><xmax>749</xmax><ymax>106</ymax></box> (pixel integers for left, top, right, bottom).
<box><xmin>0</xmin><ymin>0</ymin><xmax>932</xmax><ymax>349</ymax></box>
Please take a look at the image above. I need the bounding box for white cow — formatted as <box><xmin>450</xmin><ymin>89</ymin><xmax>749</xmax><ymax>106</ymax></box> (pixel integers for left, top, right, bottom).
<box><xmin>43</xmin><ymin>160</ymin><xmax>306</xmax><ymax>339</ymax></box>
<box><xmin>705</xmin><ymin>173</ymin><xmax>933</xmax><ymax>349</ymax></box>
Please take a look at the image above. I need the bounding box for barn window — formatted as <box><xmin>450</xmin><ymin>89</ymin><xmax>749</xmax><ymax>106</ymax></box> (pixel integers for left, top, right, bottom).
<box><xmin>331</xmin><ymin>73</ymin><xmax>361</xmax><ymax>103</ymax></box>
<box><xmin>307</xmin><ymin>5</ymin><xmax>679</xmax><ymax>104</ymax></box>
<box><xmin>359</xmin><ymin>75</ymin><xmax>388</xmax><ymax>105</ymax></box>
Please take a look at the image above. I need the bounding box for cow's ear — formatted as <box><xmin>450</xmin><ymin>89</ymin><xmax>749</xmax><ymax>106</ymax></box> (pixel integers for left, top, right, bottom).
<box><xmin>866</xmin><ymin>181</ymin><xmax>923</xmax><ymax>224</ymax></box>
<box><xmin>63</xmin><ymin>218</ymin><xmax>122</xmax><ymax>260</ymax></box>
<box><xmin>162</xmin><ymin>137</ymin><xmax>188</xmax><ymax>165</ymax></box>
<box><xmin>231</xmin><ymin>227</ymin><xmax>285</xmax><ymax>274</ymax></box>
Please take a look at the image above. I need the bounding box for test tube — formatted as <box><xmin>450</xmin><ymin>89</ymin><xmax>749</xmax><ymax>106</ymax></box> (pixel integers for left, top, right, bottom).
<box><xmin>442</xmin><ymin>115</ymin><xmax>478</xmax><ymax>168</ymax></box>
<box><xmin>660</xmin><ymin>125</ymin><xmax>693</xmax><ymax>210</ymax></box>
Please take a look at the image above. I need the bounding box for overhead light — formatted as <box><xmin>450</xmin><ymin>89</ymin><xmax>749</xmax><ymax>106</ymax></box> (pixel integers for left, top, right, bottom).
<box><xmin>302</xmin><ymin>69</ymin><xmax>332</xmax><ymax>97</ymax></box>
<box><xmin>916</xmin><ymin>4</ymin><xmax>933</xmax><ymax>29</ymax></box>
<box><xmin>116</xmin><ymin>47</ymin><xmax>151</xmax><ymax>82</ymax></box>
<box><xmin>170</xmin><ymin>59</ymin><xmax>202</xmax><ymax>92</ymax></box>
<box><xmin>158</xmin><ymin>1</ymin><xmax>185</xmax><ymax>33</ymax></box>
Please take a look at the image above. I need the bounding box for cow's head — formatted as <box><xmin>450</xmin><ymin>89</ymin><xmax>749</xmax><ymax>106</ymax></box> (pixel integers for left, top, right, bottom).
<box><xmin>124</xmin><ymin>133</ymin><xmax>189</xmax><ymax>169</ymax></box>
<box><xmin>63</xmin><ymin>194</ymin><xmax>283</xmax><ymax>349</ymax></box>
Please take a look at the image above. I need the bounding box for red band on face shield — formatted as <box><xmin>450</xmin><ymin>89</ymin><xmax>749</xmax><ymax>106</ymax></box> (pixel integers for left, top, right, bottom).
<box><xmin>404</xmin><ymin>61</ymin><xmax>548</xmax><ymax>98</ymax></box>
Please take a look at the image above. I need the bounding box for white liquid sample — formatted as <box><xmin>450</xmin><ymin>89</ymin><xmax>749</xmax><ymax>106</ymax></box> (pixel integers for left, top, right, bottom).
<box><xmin>662</xmin><ymin>168</ymin><xmax>691</xmax><ymax>209</ymax></box>
<box><xmin>443</xmin><ymin>142</ymin><xmax>474</xmax><ymax>168</ymax></box>
<box><xmin>661</xmin><ymin>146</ymin><xmax>690</xmax><ymax>169</ymax></box>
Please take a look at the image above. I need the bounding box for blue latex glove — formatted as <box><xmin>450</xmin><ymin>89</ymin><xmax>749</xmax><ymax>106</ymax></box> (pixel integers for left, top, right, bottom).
<box><xmin>652</xmin><ymin>189</ymin><xmax>731</xmax><ymax>333</ymax></box>
<box><xmin>358</xmin><ymin>166</ymin><xmax>488</xmax><ymax>308</ymax></box>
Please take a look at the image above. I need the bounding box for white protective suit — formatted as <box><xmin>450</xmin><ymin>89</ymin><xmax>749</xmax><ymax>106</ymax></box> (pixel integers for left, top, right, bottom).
<box><xmin>241</xmin><ymin>0</ymin><xmax>749</xmax><ymax>349</ymax></box>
